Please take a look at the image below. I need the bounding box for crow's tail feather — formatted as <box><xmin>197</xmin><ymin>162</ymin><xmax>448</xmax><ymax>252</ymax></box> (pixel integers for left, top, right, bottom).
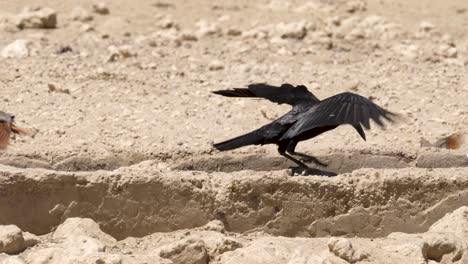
<box><xmin>212</xmin><ymin>88</ymin><xmax>256</xmax><ymax>98</ymax></box>
<box><xmin>213</xmin><ymin>131</ymin><xmax>264</xmax><ymax>151</ymax></box>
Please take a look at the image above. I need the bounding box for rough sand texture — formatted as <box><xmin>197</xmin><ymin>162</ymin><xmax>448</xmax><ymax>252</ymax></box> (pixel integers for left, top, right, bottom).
<box><xmin>0</xmin><ymin>0</ymin><xmax>467</xmax><ymax>263</ymax></box>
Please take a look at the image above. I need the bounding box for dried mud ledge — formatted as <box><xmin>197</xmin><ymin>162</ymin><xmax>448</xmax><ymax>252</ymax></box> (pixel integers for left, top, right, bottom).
<box><xmin>0</xmin><ymin>150</ymin><xmax>467</xmax><ymax>173</ymax></box>
<box><xmin>0</xmin><ymin>156</ymin><xmax>467</xmax><ymax>241</ymax></box>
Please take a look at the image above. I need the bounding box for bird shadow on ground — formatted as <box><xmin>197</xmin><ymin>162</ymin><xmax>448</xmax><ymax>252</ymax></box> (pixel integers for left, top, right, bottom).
<box><xmin>172</xmin><ymin>154</ymin><xmax>338</xmax><ymax>176</ymax></box>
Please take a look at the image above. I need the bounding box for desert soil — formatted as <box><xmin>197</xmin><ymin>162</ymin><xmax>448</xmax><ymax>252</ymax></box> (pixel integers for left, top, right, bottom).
<box><xmin>0</xmin><ymin>0</ymin><xmax>467</xmax><ymax>263</ymax></box>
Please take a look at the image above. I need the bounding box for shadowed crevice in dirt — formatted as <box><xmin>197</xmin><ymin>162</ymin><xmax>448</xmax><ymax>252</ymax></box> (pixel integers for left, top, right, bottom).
<box><xmin>0</xmin><ymin>153</ymin><xmax>149</xmax><ymax>171</ymax></box>
<box><xmin>0</xmin><ymin>167</ymin><xmax>467</xmax><ymax>240</ymax></box>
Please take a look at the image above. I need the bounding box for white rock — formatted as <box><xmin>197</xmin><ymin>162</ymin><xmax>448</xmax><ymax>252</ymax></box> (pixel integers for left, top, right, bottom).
<box><xmin>92</xmin><ymin>3</ymin><xmax>110</xmax><ymax>15</ymax></box>
<box><xmin>15</xmin><ymin>7</ymin><xmax>57</xmax><ymax>29</ymax></box>
<box><xmin>196</xmin><ymin>20</ymin><xmax>222</xmax><ymax>38</ymax></box>
<box><xmin>0</xmin><ymin>225</ymin><xmax>26</xmax><ymax>254</ymax></box>
<box><xmin>158</xmin><ymin>15</ymin><xmax>178</xmax><ymax>29</ymax></box>
<box><xmin>419</xmin><ymin>21</ymin><xmax>435</xmax><ymax>32</ymax></box>
<box><xmin>437</xmin><ymin>44</ymin><xmax>457</xmax><ymax>58</ymax></box>
<box><xmin>242</xmin><ymin>28</ymin><xmax>267</xmax><ymax>39</ymax></box>
<box><xmin>70</xmin><ymin>7</ymin><xmax>93</xmax><ymax>22</ymax></box>
<box><xmin>1</xmin><ymin>39</ymin><xmax>33</xmax><ymax>58</ymax></box>
<box><xmin>53</xmin><ymin>218</ymin><xmax>116</xmax><ymax>245</ymax></box>
<box><xmin>328</xmin><ymin>237</ymin><xmax>368</xmax><ymax>263</ymax></box>
<box><xmin>275</xmin><ymin>21</ymin><xmax>307</xmax><ymax>40</ymax></box>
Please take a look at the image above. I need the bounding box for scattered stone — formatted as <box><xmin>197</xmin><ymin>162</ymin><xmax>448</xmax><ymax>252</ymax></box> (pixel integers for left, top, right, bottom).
<box><xmin>345</xmin><ymin>80</ymin><xmax>360</xmax><ymax>92</ymax></box>
<box><xmin>70</xmin><ymin>7</ymin><xmax>93</xmax><ymax>22</ymax></box>
<box><xmin>437</xmin><ymin>44</ymin><xmax>457</xmax><ymax>58</ymax></box>
<box><xmin>153</xmin><ymin>2</ymin><xmax>175</xmax><ymax>9</ymax></box>
<box><xmin>226</xmin><ymin>28</ymin><xmax>242</xmax><ymax>36</ymax></box>
<box><xmin>178</xmin><ymin>31</ymin><xmax>198</xmax><ymax>41</ymax></box>
<box><xmin>242</xmin><ymin>26</ymin><xmax>269</xmax><ymax>39</ymax></box>
<box><xmin>328</xmin><ymin>237</ymin><xmax>369</xmax><ymax>263</ymax></box>
<box><xmin>74</xmin><ymin>22</ymin><xmax>94</xmax><ymax>32</ymax></box>
<box><xmin>158</xmin><ymin>16</ymin><xmax>178</xmax><ymax>29</ymax></box>
<box><xmin>48</xmin><ymin>83</ymin><xmax>70</xmax><ymax>94</ymax></box>
<box><xmin>275</xmin><ymin>21</ymin><xmax>307</xmax><ymax>39</ymax></box>
<box><xmin>107</xmin><ymin>45</ymin><xmax>136</xmax><ymax>62</ymax></box>
<box><xmin>208</xmin><ymin>60</ymin><xmax>224</xmax><ymax>71</ymax></box>
<box><xmin>0</xmin><ymin>39</ymin><xmax>33</xmax><ymax>58</ymax></box>
<box><xmin>56</xmin><ymin>45</ymin><xmax>73</xmax><ymax>54</ymax></box>
<box><xmin>15</xmin><ymin>7</ymin><xmax>57</xmax><ymax>29</ymax></box>
<box><xmin>419</xmin><ymin>21</ymin><xmax>435</xmax><ymax>32</ymax></box>
<box><xmin>92</xmin><ymin>3</ymin><xmax>110</xmax><ymax>15</ymax></box>
<box><xmin>158</xmin><ymin>239</ymin><xmax>209</xmax><ymax>264</ymax></box>
<box><xmin>345</xmin><ymin>0</ymin><xmax>367</xmax><ymax>13</ymax></box>
<box><xmin>309</xmin><ymin>31</ymin><xmax>333</xmax><ymax>49</ymax></box>
<box><xmin>196</xmin><ymin>20</ymin><xmax>222</xmax><ymax>38</ymax></box>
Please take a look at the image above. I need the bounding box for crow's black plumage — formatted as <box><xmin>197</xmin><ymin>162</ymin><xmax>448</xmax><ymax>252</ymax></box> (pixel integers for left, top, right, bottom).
<box><xmin>213</xmin><ymin>83</ymin><xmax>397</xmax><ymax>170</ymax></box>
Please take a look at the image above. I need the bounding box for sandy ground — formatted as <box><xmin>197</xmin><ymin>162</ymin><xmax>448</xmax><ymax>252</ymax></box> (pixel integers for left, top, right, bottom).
<box><xmin>0</xmin><ymin>0</ymin><xmax>467</xmax><ymax>263</ymax></box>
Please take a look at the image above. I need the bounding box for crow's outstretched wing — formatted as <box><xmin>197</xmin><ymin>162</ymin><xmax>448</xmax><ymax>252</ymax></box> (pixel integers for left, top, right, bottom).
<box><xmin>281</xmin><ymin>92</ymin><xmax>397</xmax><ymax>140</ymax></box>
<box><xmin>213</xmin><ymin>83</ymin><xmax>320</xmax><ymax>106</ymax></box>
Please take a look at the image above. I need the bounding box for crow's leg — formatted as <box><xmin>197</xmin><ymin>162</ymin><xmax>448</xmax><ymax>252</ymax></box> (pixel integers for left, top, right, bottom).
<box><xmin>285</xmin><ymin>141</ymin><xmax>327</xmax><ymax>167</ymax></box>
<box><xmin>278</xmin><ymin>144</ymin><xmax>309</xmax><ymax>168</ymax></box>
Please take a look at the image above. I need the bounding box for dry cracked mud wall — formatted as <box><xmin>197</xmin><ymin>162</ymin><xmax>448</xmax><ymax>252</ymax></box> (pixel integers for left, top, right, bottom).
<box><xmin>1</xmin><ymin>154</ymin><xmax>467</xmax><ymax>241</ymax></box>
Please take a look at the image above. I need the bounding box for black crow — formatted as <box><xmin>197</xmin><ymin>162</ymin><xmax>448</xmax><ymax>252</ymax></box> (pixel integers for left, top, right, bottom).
<box><xmin>212</xmin><ymin>83</ymin><xmax>397</xmax><ymax>170</ymax></box>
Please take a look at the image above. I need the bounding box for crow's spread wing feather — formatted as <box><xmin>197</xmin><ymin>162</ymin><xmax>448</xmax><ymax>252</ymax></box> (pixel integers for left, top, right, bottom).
<box><xmin>281</xmin><ymin>92</ymin><xmax>396</xmax><ymax>140</ymax></box>
<box><xmin>213</xmin><ymin>83</ymin><xmax>320</xmax><ymax>106</ymax></box>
